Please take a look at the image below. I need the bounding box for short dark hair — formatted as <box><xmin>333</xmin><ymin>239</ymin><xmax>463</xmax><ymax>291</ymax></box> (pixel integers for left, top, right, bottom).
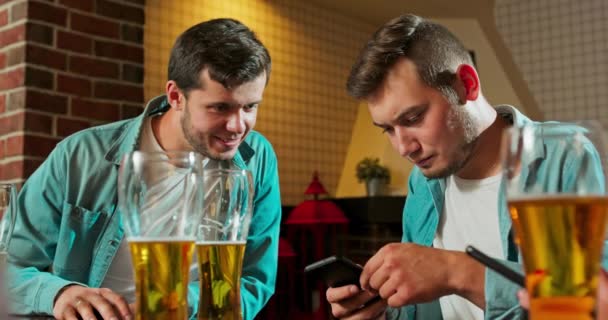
<box><xmin>346</xmin><ymin>14</ymin><xmax>473</xmax><ymax>103</ymax></box>
<box><xmin>168</xmin><ymin>18</ymin><xmax>271</xmax><ymax>95</ymax></box>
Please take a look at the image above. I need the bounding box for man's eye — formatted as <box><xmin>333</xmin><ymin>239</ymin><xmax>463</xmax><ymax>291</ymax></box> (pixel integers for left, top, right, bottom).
<box><xmin>405</xmin><ymin>114</ymin><xmax>422</xmax><ymax>125</ymax></box>
<box><xmin>244</xmin><ymin>104</ymin><xmax>258</xmax><ymax>111</ymax></box>
<box><xmin>212</xmin><ymin>105</ymin><xmax>230</xmax><ymax>112</ymax></box>
<box><xmin>382</xmin><ymin>127</ymin><xmax>394</xmax><ymax>134</ymax></box>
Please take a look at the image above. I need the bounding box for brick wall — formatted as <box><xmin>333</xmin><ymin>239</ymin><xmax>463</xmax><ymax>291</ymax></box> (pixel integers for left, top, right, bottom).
<box><xmin>0</xmin><ymin>0</ymin><xmax>145</xmax><ymax>186</ymax></box>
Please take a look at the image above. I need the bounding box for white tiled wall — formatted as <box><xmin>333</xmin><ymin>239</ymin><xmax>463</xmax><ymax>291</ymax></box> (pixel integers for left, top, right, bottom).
<box><xmin>495</xmin><ymin>0</ymin><xmax>608</xmax><ymax>125</ymax></box>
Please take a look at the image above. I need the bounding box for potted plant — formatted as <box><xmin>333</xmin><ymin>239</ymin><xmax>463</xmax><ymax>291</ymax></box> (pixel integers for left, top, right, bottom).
<box><xmin>356</xmin><ymin>157</ymin><xmax>390</xmax><ymax>196</ymax></box>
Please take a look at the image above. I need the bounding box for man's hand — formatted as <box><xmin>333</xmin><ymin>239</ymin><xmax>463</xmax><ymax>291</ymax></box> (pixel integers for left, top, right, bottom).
<box><xmin>516</xmin><ymin>290</ymin><xmax>530</xmax><ymax>309</ymax></box>
<box><xmin>53</xmin><ymin>285</ymin><xmax>132</xmax><ymax>320</ymax></box>
<box><xmin>360</xmin><ymin>243</ymin><xmax>486</xmax><ymax>308</ymax></box>
<box><xmin>326</xmin><ymin>284</ymin><xmax>387</xmax><ymax>320</ymax></box>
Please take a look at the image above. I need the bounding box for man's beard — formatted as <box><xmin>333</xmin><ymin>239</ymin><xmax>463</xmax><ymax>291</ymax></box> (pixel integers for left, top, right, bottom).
<box><xmin>180</xmin><ymin>104</ymin><xmax>213</xmax><ymax>159</ymax></box>
<box><xmin>424</xmin><ymin>104</ymin><xmax>478</xmax><ymax>179</ymax></box>
<box><xmin>425</xmin><ymin>137</ymin><xmax>478</xmax><ymax>179</ymax></box>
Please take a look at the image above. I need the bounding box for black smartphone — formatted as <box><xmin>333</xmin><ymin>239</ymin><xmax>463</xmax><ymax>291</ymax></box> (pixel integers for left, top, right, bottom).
<box><xmin>304</xmin><ymin>255</ymin><xmax>363</xmax><ymax>288</ymax></box>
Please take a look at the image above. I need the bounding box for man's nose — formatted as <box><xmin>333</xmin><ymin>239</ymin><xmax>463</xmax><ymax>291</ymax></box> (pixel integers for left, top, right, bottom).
<box><xmin>226</xmin><ymin>110</ymin><xmax>246</xmax><ymax>134</ymax></box>
<box><xmin>395</xmin><ymin>127</ymin><xmax>420</xmax><ymax>158</ymax></box>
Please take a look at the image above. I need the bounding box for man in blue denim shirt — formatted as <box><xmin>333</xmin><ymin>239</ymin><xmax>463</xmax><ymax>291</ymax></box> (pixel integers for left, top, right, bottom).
<box><xmin>7</xmin><ymin>18</ymin><xmax>281</xmax><ymax>320</ymax></box>
<box><xmin>326</xmin><ymin>14</ymin><xmax>607</xmax><ymax>320</ymax></box>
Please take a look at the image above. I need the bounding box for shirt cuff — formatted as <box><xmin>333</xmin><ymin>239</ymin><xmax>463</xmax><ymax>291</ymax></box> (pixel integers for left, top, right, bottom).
<box><xmin>483</xmin><ymin>259</ymin><xmax>527</xmax><ymax>320</ymax></box>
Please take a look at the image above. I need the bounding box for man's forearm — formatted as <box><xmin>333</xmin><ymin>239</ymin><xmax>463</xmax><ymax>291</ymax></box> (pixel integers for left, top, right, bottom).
<box><xmin>447</xmin><ymin>251</ymin><xmax>486</xmax><ymax>308</ymax></box>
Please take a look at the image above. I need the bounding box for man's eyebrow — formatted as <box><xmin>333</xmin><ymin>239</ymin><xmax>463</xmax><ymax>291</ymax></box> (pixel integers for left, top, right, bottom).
<box><xmin>208</xmin><ymin>100</ymin><xmax>263</xmax><ymax>108</ymax></box>
<box><xmin>209</xmin><ymin>102</ymin><xmax>232</xmax><ymax>107</ymax></box>
<box><xmin>372</xmin><ymin>104</ymin><xmax>428</xmax><ymax>127</ymax></box>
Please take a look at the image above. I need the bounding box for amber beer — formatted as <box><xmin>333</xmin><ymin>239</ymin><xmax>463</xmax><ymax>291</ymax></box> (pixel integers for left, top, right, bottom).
<box><xmin>197</xmin><ymin>241</ymin><xmax>246</xmax><ymax>320</ymax></box>
<box><xmin>129</xmin><ymin>237</ymin><xmax>196</xmax><ymax>320</ymax></box>
<box><xmin>508</xmin><ymin>195</ymin><xmax>608</xmax><ymax>320</ymax></box>
<box><xmin>0</xmin><ymin>251</ymin><xmax>6</xmax><ymax>274</ymax></box>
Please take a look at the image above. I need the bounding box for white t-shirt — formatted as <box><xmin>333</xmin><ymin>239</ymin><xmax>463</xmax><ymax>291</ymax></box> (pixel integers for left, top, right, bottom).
<box><xmin>100</xmin><ymin>116</ymin><xmax>165</xmax><ymax>303</ymax></box>
<box><xmin>432</xmin><ymin>174</ymin><xmax>504</xmax><ymax>320</ymax></box>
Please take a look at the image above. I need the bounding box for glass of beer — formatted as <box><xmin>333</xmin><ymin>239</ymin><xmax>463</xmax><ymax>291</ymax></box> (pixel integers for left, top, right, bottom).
<box><xmin>118</xmin><ymin>151</ymin><xmax>205</xmax><ymax>320</ymax></box>
<box><xmin>503</xmin><ymin>121</ymin><xmax>608</xmax><ymax>319</ymax></box>
<box><xmin>196</xmin><ymin>169</ymin><xmax>253</xmax><ymax>320</ymax></box>
<box><xmin>0</xmin><ymin>184</ymin><xmax>16</xmax><ymax>272</ymax></box>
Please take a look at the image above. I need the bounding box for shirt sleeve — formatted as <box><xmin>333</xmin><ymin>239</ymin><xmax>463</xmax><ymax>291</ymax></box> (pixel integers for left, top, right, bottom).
<box><xmin>386</xmin><ymin>306</ymin><xmax>409</xmax><ymax>319</ymax></box>
<box><xmin>7</xmin><ymin>144</ymin><xmax>82</xmax><ymax>315</ymax></box>
<box><xmin>483</xmin><ymin>259</ymin><xmax>527</xmax><ymax>320</ymax></box>
<box><xmin>240</xmin><ymin>145</ymin><xmax>282</xmax><ymax>320</ymax></box>
<box><xmin>603</xmin><ymin>240</ymin><xmax>608</xmax><ymax>271</ymax></box>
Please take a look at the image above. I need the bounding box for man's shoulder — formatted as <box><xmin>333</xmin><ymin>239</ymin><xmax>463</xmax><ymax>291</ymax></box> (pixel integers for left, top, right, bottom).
<box><xmin>526</xmin><ymin>121</ymin><xmax>587</xmax><ymax>155</ymax></box>
<box><xmin>243</xmin><ymin>130</ymin><xmax>276</xmax><ymax>155</ymax></box>
<box><xmin>56</xmin><ymin>118</ymin><xmax>135</xmax><ymax>153</ymax></box>
<box><xmin>239</xmin><ymin>131</ymin><xmax>278</xmax><ymax>177</ymax></box>
<box><xmin>537</xmin><ymin>120</ymin><xmax>583</xmax><ymax>134</ymax></box>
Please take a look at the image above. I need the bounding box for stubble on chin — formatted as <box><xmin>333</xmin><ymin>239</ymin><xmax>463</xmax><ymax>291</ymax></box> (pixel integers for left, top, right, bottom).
<box><xmin>422</xmin><ymin>137</ymin><xmax>478</xmax><ymax>179</ymax></box>
<box><xmin>179</xmin><ymin>105</ymin><xmax>244</xmax><ymax>161</ymax></box>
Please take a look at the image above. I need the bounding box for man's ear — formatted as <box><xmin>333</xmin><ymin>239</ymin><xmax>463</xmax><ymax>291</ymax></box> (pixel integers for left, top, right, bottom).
<box><xmin>165</xmin><ymin>80</ymin><xmax>184</xmax><ymax>110</ymax></box>
<box><xmin>456</xmin><ymin>64</ymin><xmax>480</xmax><ymax>102</ymax></box>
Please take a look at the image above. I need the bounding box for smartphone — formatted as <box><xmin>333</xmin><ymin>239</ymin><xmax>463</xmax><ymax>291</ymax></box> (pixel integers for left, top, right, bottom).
<box><xmin>304</xmin><ymin>255</ymin><xmax>363</xmax><ymax>288</ymax></box>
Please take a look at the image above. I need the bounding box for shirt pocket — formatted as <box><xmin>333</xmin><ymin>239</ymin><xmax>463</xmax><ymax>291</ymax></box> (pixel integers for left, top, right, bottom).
<box><xmin>52</xmin><ymin>202</ymin><xmax>107</xmax><ymax>280</ymax></box>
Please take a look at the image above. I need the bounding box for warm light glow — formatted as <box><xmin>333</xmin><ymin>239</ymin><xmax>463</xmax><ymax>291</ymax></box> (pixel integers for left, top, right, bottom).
<box><xmin>144</xmin><ymin>0</ymin><xmax>374</xmax><ymax>205</ymax></box>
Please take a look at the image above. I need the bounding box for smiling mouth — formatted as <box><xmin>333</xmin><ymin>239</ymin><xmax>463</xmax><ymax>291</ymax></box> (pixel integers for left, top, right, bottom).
<box><xmin>215</xmin><ymin>136</ymin><xmax>240</xmax><ymax>147</ymax></box>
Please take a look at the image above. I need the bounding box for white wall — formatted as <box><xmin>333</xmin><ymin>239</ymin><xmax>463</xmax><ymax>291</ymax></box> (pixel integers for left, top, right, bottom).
<box><xmin>495</xmin><ymin>0</ymin><xmax>608</xmax><ymax>125</ymax></box>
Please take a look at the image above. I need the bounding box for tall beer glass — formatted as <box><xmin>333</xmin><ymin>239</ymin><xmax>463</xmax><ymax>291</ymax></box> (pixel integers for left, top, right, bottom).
<box><xmin>118</xmin><ymin>151</ymin><xmax>205</xmax><ymax>320</ymax></box>
<box><xmin>197</xmin><ymin>169</ymin><xmax>253</xmax><ymax>320</ymax></box>
<box><xmin>0</xmin><ymin>184</ymin><xmax>16</xmax><ymax>272</ymax></box>
<box><xmin>503</xmin><ymin>122</ymin><xmax>608</xmax><ymax>320</ymax></box>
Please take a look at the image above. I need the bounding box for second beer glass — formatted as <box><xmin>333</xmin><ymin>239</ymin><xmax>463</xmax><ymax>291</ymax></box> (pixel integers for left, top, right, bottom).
<box><xmin>197</xmin><ymin>169</ymin><xmax>253</xmax><ymax>320</ymax></box>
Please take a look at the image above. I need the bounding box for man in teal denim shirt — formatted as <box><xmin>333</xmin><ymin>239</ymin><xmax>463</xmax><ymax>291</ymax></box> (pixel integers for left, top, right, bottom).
<box><xmin>7</xmin><ymin>18</ymin><xmax>281</xmax><ymax>320</ymax></box>
<box><xmin>389</xmin><ymin>110</ymin><xmax>608</xmax><ymax>320</ymax></box>
<box><xmin>326</xmin><ymin>14</ymin><xmax>608</xmax><ymax>320</ymax></box>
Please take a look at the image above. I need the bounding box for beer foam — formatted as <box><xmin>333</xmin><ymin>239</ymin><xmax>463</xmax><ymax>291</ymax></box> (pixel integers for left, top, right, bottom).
<box><xmin>127</xmin><ymin>236</ymin><xmax>195</xmax><ymax>242</ymax></box>
<box><xmin>195</xmin><ymin>240</ymin><xmax>247</xmax><ymax>245</ymax></box>
<box><xmin>508</xmin><ymin>193</ymin><xmax>608</xmax><ymax>201</ymax></box>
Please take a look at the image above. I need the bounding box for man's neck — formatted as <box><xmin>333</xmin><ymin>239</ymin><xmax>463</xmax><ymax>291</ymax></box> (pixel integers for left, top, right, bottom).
<box><xmin>153</xmin><ymin>108</ymin><xmax>191</xmax><ymax>152</ymax></box>
<box><xmin>456</xmin><ymin>98</ymin><xmax>509</xmax><ymax>179</ymax></box>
